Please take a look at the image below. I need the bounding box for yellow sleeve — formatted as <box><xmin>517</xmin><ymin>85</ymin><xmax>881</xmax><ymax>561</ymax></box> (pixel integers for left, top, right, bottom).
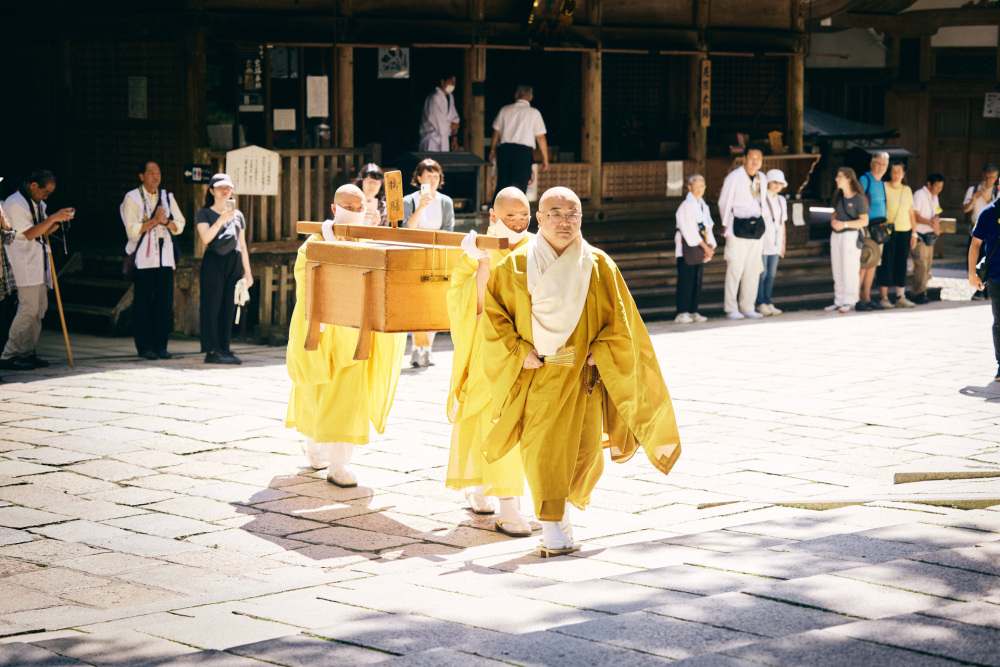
<box><xmin>446</xmin><ymin>254</ymin><xmax>481</xmax><ymax>422</ymax></box>
<box><xmin>366</xmin><ymin>331</ymin><xmax>406</xmax><ymax>434</ymax></box>
<box><xmin>589</xmin><ymin>254</ymin><xmax>682</xmax><ymax>476</ymax></box>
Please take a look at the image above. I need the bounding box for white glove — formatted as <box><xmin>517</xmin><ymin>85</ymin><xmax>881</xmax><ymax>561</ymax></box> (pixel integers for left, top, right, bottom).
<box><xmin>461</xmin><ymin>230</ymin><xmax>489</xmax><ymax>260</ymax></box>
<box><xmin>321</xmin><ymin>220</ymin><xmax>336</xmax><ymax>241</ymax></box>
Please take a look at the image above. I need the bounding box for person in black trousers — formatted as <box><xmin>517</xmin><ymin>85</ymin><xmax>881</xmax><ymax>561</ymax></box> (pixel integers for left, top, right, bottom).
<box><xmin>121</xmin><ymin>161</ymin><xmax>186</xmax><ymax>360</ymax></box>
<box><xmin>674</xmin><ymin>175</ymin><xmax>717</xmax><ymax>324</ymax></box>
<box><xmin>195</xmin><ymin>174</ymin><xmax>253</xmax><ymax>365</ymax></box>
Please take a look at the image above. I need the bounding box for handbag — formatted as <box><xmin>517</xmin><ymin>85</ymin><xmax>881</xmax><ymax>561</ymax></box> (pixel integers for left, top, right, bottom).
<box><xmin>918</xmin><ymin>231</ymin><xmax>939</xmax><ymax>246</ymax></box>
<box><xmin>682</xmin><ymin>242</ymin><xmax>706</xmax><ymax>265</ymax></box>
<box><xmin>733</xmin><ymin>216</ymin><xmax>765</xmax><ymax>240</ymax></box>
<box><xmin>869</xmin><ymin>216</ymin><xmax>890</xmax><ymax>245</ymax></box>
<box><xmin>122</xmin><ymin>230</ymin><xmax>149</xmax><ymax>281</ymax></box>
<box><xmin>856</xmin><ymin>229</ymin><xmax>865</xmax><ymax>250</ymax></box>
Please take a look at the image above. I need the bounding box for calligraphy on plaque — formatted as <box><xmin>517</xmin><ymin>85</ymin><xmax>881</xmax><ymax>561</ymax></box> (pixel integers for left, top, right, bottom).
<box><xmin>700</xmin><ymin>59</ymin><xmax>712</xmax><ymax>128</ymax></box>
<box><xmin>384</xmin><ymin>170</ymin><xmax>404</xmax><ymax>227</ymax></box>
<box><xmin>225</xmin><ymin>145</ymin><xmax>280</xmax><ymax>196</ymax></box>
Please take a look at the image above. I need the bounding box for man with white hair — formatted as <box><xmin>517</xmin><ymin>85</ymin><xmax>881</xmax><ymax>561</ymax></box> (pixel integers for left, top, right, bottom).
<box><xmin>718</xmin><ymin>145</ymin><xmax>768</xmax><ymax>320</ymax></box>
<box><xmin>481</xmin><ymin>186</ymin><xmax>681</xmax><ymax>556</ymax></box>
<box><xmin>857</xmin><ymin>151</ymin><xmax>889</xmax><ymax>311</ymax></box>
<box><xmin>489</xmin><ymin>84</ymin><xmax>549</xmax><ymax>198</ymax></box>
<box><xmin>286</xmin><ymin>184</ymin><xmax>406</xmax><ymax>487</ymax></box>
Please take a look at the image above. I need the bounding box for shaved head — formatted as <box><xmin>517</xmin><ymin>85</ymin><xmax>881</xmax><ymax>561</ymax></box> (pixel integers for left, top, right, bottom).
<box><xmin>491</xmin><ymin>186</ymin><xmax>531</xmax><ymax>234</ymax></box>
<box><xmin>494</xmin><ymin>186</ymin><xmax>529</xmax><ymax>212</ymax></box>
<box><xmin>333</xmin><ymin>183</ymin><xmax>365</xmax><ymax>213</ymax></box>
<box><xmin>538</xmin><ymin>186</ymin><xmax>581</xmax><ymax>212</ymax></box>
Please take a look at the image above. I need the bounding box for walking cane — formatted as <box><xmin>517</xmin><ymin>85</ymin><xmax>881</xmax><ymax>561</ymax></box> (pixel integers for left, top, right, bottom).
<box><xmin>43</xmin><ymin>236</ymin><xmax>73</xmax><ymax>368</ymax></box>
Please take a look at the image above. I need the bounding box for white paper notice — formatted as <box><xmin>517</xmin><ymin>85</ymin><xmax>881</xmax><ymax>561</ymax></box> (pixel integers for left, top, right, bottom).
<box><xmin>306</xmin><ymin>76</ymin><xmax>329</xmax><ymax>118</ymax></box>
<box><xmin>792</xmin><ymin>202</ymin><xmax>805</xmax><ymax>226</ymax></box>
<box><xmin>226</xmin><ymin>145</ymin><xmax>281</xmax><ymax>196</ymax></box>
<box><xmin>274</xmin><ymin>109</ymin><xmax>297</xmax><ymax>131</ymax></box>
<box><xmin>666</xmin><ymin>161</ymin><xmax>684</xmax><ymax>197</ymax></box>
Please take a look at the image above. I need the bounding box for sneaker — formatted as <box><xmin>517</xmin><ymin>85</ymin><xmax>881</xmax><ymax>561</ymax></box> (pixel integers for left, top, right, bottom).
<box><xmin>995</xmin><ymin>366</ymin><xmax>1000</xmax><ymax>382</ymax></box>
<box><xmin>691</xmin><ymin>313</ymin><xmax>708</xmax><ymax>323</ymax></box>
<box><xmin>769</xmin><ymin>305</ymin><xmax>783</xmax><ymax>315</ymax></box>
<box><xmin>410</xmin><ymin>347</ymin><xmax>422</xmax><ymax>368</ymax></box>
<box><xmin>140</xmin><ymin>350</ymin><xmax>159</xmax><ymax>360</ymax></box>
<box><xmin>726</xmin><ymin>312</ymin><xmax>745</xmax><ymax>320</ymax></box>
<box><xmin>824</xmin><ymin>304</ymin><xmax>840</xmax><ymax>312</ymax></box>
<box><xmin>912</xmin><ymin>293</ymin><xmax>931</xmax><ymax>305</ymax></box>
<box><xmin>896</xmin><ymin>296</ymin><xmax>916</xmax><ymax>308</ymax></box>
<box><xmin>756</xmin><ymin>304</ymin><xmax>773</xmax><ymax>316</ymax></box>
<box><xmin>838</xmin><ymin>305</ymin><xmax>853</xmax><ymax>313</ymax></box>
<box><xmin>221</xmin><ymin>352</ymin><xmax>242</xmax><ymax>365</ymax></box>
<box><xmin>878</xmin><ymin>297</ymin><xmax>894</xmax><ymax>309</ymax></box>
<box><xmin>855</xmin><ymin>301</ymin><xmax>873</xmax><ymax>312</ymax></box>
<box><xmin>157</xmin><ymin>350</ymin><xmax>172</xmax><ymax>360</ymax></box>
<box><xmin>674</xmin><ymin>313</ymin><xmax>694</xmax><ymax>324</ymax></box>
<box><xmin>0</xmin><ymin>357</ymin><xmax>34</xmax><ymax>371</ymax></box>
<box><xmin>868</xmin><ymin>300</ymin><xmax>884</xmax><ymax>311</ymax></box>
<box><xmin>28</xmin><ymin>355</ymin><xmax>49</xmax><ymax>368</ymax></box>
<box><xmin>422</xmin><ymin>349</ymin><xmax>435</xmax><ymax>366</ymax></box>
<box><xmin>743</xmin><ymin>311</ymin><xmax>764</xmax><ymax>319</ymax></box>
<box><xmin>205</xmin><ymin>352</ymin><xmax>240</xmax><ymax>365</ymax></box>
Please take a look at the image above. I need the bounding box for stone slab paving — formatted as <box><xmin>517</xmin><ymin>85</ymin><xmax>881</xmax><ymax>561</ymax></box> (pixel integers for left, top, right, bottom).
<box><xmin>0</xmin><ymin>303</ymin><xmax>996</xmax><ymax>664</ymax></box>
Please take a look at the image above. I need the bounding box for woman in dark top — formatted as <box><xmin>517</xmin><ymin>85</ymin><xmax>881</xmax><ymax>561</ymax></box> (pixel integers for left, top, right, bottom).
<box><xmin>195</xmin><ymin>173</ymin><xmax>254</xmax><ymax>364</ymax></box>
<box><xmin>352</xmin><ymin>163</ymin><xmax>389</xmax><ymax>227</ymax></box>
<box><xmin>827</xmin><ymin>167</ymin><xmax>870</xmax><ymax>314</ymax></box>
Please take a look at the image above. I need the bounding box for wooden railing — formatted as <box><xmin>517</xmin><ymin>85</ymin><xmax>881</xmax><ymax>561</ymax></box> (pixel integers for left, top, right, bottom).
<box><xmin>203</xmin><ymin>144</ymin><xmax>381</xmax><ymax>254</ymax></box>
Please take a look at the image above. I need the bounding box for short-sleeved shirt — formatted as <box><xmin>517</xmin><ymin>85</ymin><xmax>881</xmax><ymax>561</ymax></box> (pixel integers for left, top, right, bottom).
<box><xmin>913</xmin><ymin>186</ymin><xmax>939</xmax><ymax>234</ymax></box>
<box><xmin>965</xmin><ymin>183</ymin><xmax>999</xmax><ymax>234</ymax></box>
<box><xmin>196</xmin><ymin>206</ymin><xmax>245</xmax><ymax>255</ymax></box>
<box><xmin>492</xmin><ymin>100</ymin><xmax>547</xmax><ymax>148</ymax></box>
<box><xmin>3</xmin><ymin>191</ymin><xmax>49</xmax><ymax>288</ymax></box>
<box><xmin>884</xmin><ymin>184</ymin><xmax>914</xmax><ymax>232</ymax></box>
<box><xmin>859</xmin><ymin>172</ymin><xmax>886</xmax><ymax>220</ymax></box>
<box><xmin>834</xmin><ymin>192</ymin><xmax>869</xmax><ymax>230</ymax></box>
<box><xmin>972</xmin><ymin>200</ymin><xmax>1000</xmax><ymax>283</ymax></box>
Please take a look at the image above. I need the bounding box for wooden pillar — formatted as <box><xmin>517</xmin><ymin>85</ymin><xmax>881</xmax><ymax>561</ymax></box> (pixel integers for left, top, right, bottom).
<box><xmin>336</xmin><ymin>46</ymin><xmax>354</xmax><ymax>148</ymax></box>
<box><xmin>688</xmin><ymin>53</ymin><xmax>708</xmax><ymax>176</ymax></box>
<box><xmin>582</xmin><ymin>51</ymin><xmax>602</xmax><ymax>203</ymax></box>
<box><xmin>465</xmin><ymin>45</ymin><xmax>486</xmax><ymax>159</ymax></box>
<box><xmin>789</xmin><ymin>52</ymin><xmax>804</xmax><ymax>154</ymax></box>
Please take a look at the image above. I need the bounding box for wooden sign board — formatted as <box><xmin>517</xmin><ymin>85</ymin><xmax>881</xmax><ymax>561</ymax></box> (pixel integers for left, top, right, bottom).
<box><xmin>700</xmin><ymin>59</ymin><xmax>711</xmax><ymax>128</ymax></box>
<box><xmin>384</xmin><ymin>170</ymin><xmax>404</xmax><ymax>227</ymax></box>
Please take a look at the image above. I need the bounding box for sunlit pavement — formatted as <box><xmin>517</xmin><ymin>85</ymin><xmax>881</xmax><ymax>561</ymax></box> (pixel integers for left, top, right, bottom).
<box><xmin>1</xmin><ymin>300</ymin><xmax>999</xmax><ymax>665</ymax></box>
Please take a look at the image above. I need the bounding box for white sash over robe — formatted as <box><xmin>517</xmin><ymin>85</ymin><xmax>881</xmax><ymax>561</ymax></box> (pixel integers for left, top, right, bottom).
<box><xmin>526</xmin><ymin>233</ymin><xmax>593</xmax><ymax>357</ymax></box>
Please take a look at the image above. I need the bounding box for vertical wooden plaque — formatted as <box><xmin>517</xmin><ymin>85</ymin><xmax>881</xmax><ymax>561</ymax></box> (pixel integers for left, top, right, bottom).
<box><xmin>384</xmin><ymin>170</ymin><xmax>404</xmax><ymax>227</ymax></box>
<box><xmin>700</xmin><ymin>59</ymin><xmax>711</xmax><ymax>128</ymax></box>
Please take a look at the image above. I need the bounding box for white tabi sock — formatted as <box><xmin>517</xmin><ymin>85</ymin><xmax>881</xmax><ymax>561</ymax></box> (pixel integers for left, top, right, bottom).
<box><xmin>540</xmin><ymin>520</ymin><xmax>573</xmax><ymax>550</ymax></box>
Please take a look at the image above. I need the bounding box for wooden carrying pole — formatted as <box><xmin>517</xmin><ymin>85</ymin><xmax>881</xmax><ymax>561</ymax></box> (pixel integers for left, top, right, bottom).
<box><xmin>296</xmin><ymin>222</ymin><xmax>509</xmax><ymax>250</ymax></box>
<box><xmin>44</xmin><ymin>237</ymin><xmax>73</xmax><ymax>368</ymax></box>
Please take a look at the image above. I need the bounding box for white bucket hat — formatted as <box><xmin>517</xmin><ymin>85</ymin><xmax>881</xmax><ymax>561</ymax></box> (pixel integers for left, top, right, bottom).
<box><xmin>765</xmin><ymin>169</ymin><xmax>787</xmax><ymax>187</ymax></box>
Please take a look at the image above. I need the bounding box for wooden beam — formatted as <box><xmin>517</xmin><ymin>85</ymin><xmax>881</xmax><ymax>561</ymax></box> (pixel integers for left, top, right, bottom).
<box><xmin>828</xmin><ymin>7</ymin><xmax>1000</xmax><ymax>37</ymax></box>
<box><xmin>582</xmin><ymin>51</ymin><xmax>602</xmax><ymax>204</ymax></box>
<box><xmin>788</xmin><ymin>52</ymin><xmax>804</xmax><ymax>155</ymax></box>
<box><xmin>688</xmin><ymin>54</ymin><xmax>708</xmax><ymax>176</ymax></box>
<box><xmin>336</xmin><ymin>46</ymin><xmax>354</xmax><ymax>148</ymax></box>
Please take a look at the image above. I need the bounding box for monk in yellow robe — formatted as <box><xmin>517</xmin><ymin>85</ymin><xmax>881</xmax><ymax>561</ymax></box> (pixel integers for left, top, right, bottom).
<box><xmin>286</xmin><ymin>184</ymin><xmax>406</xmax><ymax>487</ymax></box>
<box><xmin>482</xmin><ymin>186</ymin><xmax>681</xmax><ymax>556</ymax></box>
<box><xmin>446</xmin><ymin>187</ymin><xmax>532</xmax><ymax>537</ymax></box>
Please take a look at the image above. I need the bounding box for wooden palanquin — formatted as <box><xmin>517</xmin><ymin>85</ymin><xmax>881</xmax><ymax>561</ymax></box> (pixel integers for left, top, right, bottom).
<box><xmin>297</xmin><ymin>221</ymin><xmax>506</xmax><ymax>359</ymax></box>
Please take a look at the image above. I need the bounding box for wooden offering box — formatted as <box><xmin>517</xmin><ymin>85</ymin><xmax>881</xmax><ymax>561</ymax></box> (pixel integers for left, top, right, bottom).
<box><xmin>298</xmin><ymin>222</ymin><xmax>507</xmax><ymax>359</ymax></box>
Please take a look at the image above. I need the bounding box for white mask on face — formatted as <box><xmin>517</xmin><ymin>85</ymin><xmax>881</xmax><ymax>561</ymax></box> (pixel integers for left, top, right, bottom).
<box><xmin>444</xmin><ymin>84</ymin><xmax>455</xmax><ymax>95</ymax></box>
<box><xmin>493</xmin><ymin>219</ymin><xmax>527</xmax><ymax>245</ymax></box>
<box><xmin>333</xmin><ymin>206</ymin><xmax>366</xmax><ymax>226</ymax></box>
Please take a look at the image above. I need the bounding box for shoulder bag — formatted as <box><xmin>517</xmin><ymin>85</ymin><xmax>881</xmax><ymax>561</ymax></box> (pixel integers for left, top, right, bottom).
<box><xmin>863</xmin><ymin>175</ymin><xmax>891</xmax><ymax>245</ymax></box>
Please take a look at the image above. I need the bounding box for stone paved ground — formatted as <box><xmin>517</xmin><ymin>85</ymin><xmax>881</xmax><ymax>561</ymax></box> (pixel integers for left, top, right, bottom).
<box><xmin>1</xmin><ymin>301</ymin><xmax>999</xmax><ymax>665</ymax></box>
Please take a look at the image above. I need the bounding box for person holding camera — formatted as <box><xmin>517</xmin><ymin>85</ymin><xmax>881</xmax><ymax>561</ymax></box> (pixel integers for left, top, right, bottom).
<box><xmin>910</xmin><ymin>173</ymin><xmax>945</xmax><ymax>305</ymax></box>
<box><xmin>0</xmin><ymin>170</ymin><xmax>73</xmax><ymax>371</ymax></box>
<box><xmin>195</xmin><ymin>174</ymin><xmax>253</xmax><ymax>365</ymax></box>
<box><xmin>963</xmin><ymin>164</ymin><xmax>998</xmax><ymax>300</ymax></box>
<box><xmin>121</xmin><ymin>161</ymin><xmax>185</xmax><ymax>360</ymax></box>
<box><xmin>403</xmin><ymin>159</ymin><xmax>454</xmax><ymax>367</ymax></box>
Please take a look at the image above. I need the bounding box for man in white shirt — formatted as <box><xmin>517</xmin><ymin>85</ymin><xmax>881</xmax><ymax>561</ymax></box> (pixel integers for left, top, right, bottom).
<box><xmin>121</xmin><ymin>161</ymin><xmax>186</xmax><ymax>360</ymax></box>
<box><xmin>717</xmin><ymin>145</ymin><xmax>768</xmax><ymax>319</ymax></box>
<box><xmin>418</xmin><ymin>74</ymin><xmax>460</xmax><ymax>152</ymax></box>
<box><xmin>911</xmin><ymin>172</ymin><xmax>945</xmax><ymax>304</ymax></box>
<box><xmin>489</xmin><ymin>84</ymin><xmax>549</xmax><ymax>198</ymax></box>
<box><xmin>963</xmin><ymin>163</ymin><xmax>999</xmax><ymax>234</ymax></box>
<box><xmin>0</xmin><ymin>171</ymin><xmax>74</xmax><ymax>371</ymax></box>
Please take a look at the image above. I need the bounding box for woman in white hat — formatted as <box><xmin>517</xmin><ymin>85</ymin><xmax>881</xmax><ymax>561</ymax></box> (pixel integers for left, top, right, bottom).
<box><xmin>195</xmin><ymin>173</ymin><xmax>253</xmax><ymax>364</ymax></box>
<box><xmin>757</xmin><ymin>169</ymin><xmax>788</xmax><ymax>315</ymax></box>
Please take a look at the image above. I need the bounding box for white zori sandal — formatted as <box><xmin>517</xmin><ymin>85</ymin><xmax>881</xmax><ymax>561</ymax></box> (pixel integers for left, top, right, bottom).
<box><xmin>464</xmin><ymin>486</ymin><xmax>496</xmax><ymax>515</ymax></box>
<box><xmin>494</xmin><ymin>497</ymin><xmax>533</xmax><ymax>538</ymax></box>
<box><xmin>301</xmin><ymin>438</ymin><xmax>331</xmax><ymax>470</ymax></box>
<box><xmin>536</xmin><ymin>517</ymin><xmax>579</xmax><ymax>557</ymax></box>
